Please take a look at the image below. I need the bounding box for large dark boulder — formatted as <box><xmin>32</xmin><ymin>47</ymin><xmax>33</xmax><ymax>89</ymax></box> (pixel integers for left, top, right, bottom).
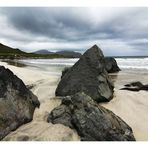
<box><xmin>48</xmin><ymin>92</ymin><xmax>135</xmax><ymax>141</ymax></box>
<box><xmin>61</xmin><ymin>57</ymin><xmax>120</xmax><ymax>79</ymax></box>
<box><xmin>104</xmin><ymin>57</ymin><xmax>120</xmax><ymax>73</ymax></box>
<box><xmin>56</xmin><ymin>45</ymin><xmax>114</xmax><ymax>102</ymax></box>
<box><xmin>0</xmin><ymin>66</ymin><xmax>40</xmax><ymax>140</ymax></box>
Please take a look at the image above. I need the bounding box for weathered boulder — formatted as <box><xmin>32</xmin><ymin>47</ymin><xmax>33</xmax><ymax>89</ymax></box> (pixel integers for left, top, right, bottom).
<box><xmin>56</xmin><ymin>45</ymin><xmax>114</xmax><ymax>102</ymax></box>
<box><xmin>61</xmin><ymin>57</ymin><xmax>120</xmax><ymax>79</ymax></box>
<box><xmin>104</xmin><ymin>57</ymin><xmax>120</xmax><ymax>73</ymax></box>
<box><xmin>0</xmin><ymin>66</ymin><xmax>40</xmax><ymax>140</ymax></box>
<box><xmin>47</xmin><ymin>92</ymin><xmax>135</xmax><ymax>141</ymax></box>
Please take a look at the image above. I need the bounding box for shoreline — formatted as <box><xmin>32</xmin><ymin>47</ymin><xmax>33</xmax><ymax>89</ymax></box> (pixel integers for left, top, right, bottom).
<box><xmin>0</xmin><ymin>61</ymin><xmax>148</xmax><ymax>141</ymax></box>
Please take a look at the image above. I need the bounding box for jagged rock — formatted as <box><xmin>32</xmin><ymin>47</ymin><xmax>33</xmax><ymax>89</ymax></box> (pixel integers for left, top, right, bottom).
<box><xmin>56</xmin><ymin>45</ymin><xmax>114</xmax><ymax>102</ymax></box>
<box><xmin>0</xmin><ymin>66</ymin><xmax>40</xmax><ymax>140</ymax></box>
<box><xmin>47</xmin><ymin>92</ymin><xmax>135</xmax><ymax>141</ymax></box>
<box><xmin>104</xmin><ymin>57</ymin><xmax>120</xmax><ymax>73</ymax></box>
<box><xmin>121</xmin><ymin>81</ymin><xmax>148</xmax><ymax>91</ymax></box>
<box><xmin>61</xmin><ymin>57</ymin><xmax>120</xmax><ymax>79</ymax></box>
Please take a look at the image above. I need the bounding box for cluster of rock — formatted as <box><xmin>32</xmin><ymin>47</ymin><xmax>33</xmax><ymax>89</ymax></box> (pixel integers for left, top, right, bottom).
<box><xmin>48</xmin><ymin>93</ymin><xmax>135</xmax><ymax>141</ymax></box>
<box><xmin>0</xmin><ymin>44</ymin><xmax>135</xmax><ymax>141</ymax></box>
<box><xmin>48</xmin><ymin>45</ymin><xmax>135</xmax><ymax>141</ymax></box>
<box><xmin>0</xmin><ymin>66</ymin><xmax>40</xmax><ymax>140</ymax></box>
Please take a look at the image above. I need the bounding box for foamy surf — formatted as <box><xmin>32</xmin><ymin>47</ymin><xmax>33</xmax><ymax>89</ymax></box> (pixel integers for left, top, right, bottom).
<box><xmin>20</xmin><ymin>57</ymin><xmax>148</xmax><ymax>71</ymax></box>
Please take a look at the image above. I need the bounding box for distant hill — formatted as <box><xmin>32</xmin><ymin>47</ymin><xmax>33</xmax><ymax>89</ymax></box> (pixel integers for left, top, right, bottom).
<box><xmin>56</xmin><ymin>50</ymin><xmax>81</xmax><ymax>58</ymax></box>
<box><xmin>34</xmin><ymin>49</ymin><xmax>82</xmax><ymax>58</ymax></box>
<box><xmin>0</xmin><ymin>43</ymin><xmax>79</xmax><ymax>59</ymax></box>
<box><xmin>34</xmin><ymin>49</ymin><xmax>53</xmax><ymax>54</ymax></box>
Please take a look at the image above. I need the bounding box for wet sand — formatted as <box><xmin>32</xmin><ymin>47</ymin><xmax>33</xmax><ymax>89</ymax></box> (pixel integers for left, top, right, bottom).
<box><xmin>0</xmin><ymin>61</ymin><xmax>148</xmax><ymax>141</ymax></box>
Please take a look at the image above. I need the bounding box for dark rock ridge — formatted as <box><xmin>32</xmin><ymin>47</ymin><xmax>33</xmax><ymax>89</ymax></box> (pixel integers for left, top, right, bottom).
<box><xmin>0</xmin><ymin>66</ymin><xmax>40</xmax><ymax>140</ymax></box>
<box><xmin>121</xmin><ymin>81</ymin><xmax>148</xmax><ymax>91</ymax></box>
<box><xmin>104</xmin><ymin>57</ymin><xmax>120</xmax><ymax>73</ymax></box>
<box><xmin>56</xmin><ymin>45</ymin><xmax>114</xmax><ymax>102</ymax></box>
<box><xmin>48</xmin><ymin>92</ymin><xmax>135</xmax><ymax>141</ymax></box>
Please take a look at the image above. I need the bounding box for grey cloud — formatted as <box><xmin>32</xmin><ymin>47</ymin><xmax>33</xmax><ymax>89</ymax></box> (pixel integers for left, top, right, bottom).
<box><xmin>0</xmin><ymin>7</ymin><xmax>148</xmax><ymax>55</ymax></box>
<box><xmin>0</xmin><ymin>8</ymin><xmax>94</xmax><ymax>41</ymax></box>
<box><xmin>0</xmin><ymin>8</ymin><xmax>132</xmax><ymax>41</ymax></box>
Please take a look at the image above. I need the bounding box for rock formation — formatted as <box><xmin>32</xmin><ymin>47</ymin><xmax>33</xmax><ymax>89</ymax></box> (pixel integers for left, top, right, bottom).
<box><xmin>104</xmin><ymin>57</ymin><xmax>120</xmax><ymax>73</ymax></box>
<box><xmin>62</xmin><ymin>57</ymin><xmax>120</xmax><ymax>78</ymax></box>
<box><xmin>48</xmin><ymin>92</ymin><xmax>135</xmax><ymax>141</ymax></box>
<box><xmin>121</xmin><ymin>81</ymin><xmax>148</xmax><ymax>91</ymax></box>
<box><xmin>56</xmin><ymin>45</ymin><xmax>114</xmax><ymax>102</ymax></box>
<box><xmin>0</xmin><ymin>66</ymin><xmax>40</xmax><ymax>140</ymax></box>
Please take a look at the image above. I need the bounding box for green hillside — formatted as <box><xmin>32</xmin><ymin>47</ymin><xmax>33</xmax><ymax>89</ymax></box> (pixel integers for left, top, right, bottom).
<box><xmin>0</xmin><ymin>43</ymin><xmax>26</xmax><ymax>54</ymax></box>
<box><xmin>0</xmin><ymin>43</ymin><xmax>67</xmax><ymax>59</ymax></box>
<box><xmin>0</xmin><ymin>43</ymin><xmax>26</xmax><ymax>59</ymax></box>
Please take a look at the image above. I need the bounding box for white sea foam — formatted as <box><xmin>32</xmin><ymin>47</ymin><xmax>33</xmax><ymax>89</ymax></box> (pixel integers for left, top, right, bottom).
<box><xmin>115</xmin><ymin>58</ymin><xmax>148</xmax><ymax>70</ymax></box>
<box><xmin>21</xmin><ymin>58</ymin><xmax>79</xmax><ymax>66</ymax></box>
<box><xmin>20</xmin><ymin>57</ymin><xmax>148</xmax><ymax>71</ymax></box>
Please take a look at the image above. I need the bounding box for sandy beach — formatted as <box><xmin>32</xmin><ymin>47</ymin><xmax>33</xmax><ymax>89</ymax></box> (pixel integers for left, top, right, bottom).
<box><xmin>0</xmin><ymin>61</ymin><xmax>80</xmax><ymax>141</ymax></box>
<box><xmin>0</xmin><ymin>60</ymin><xmax>148</xmax><ymax>141</ymax></box>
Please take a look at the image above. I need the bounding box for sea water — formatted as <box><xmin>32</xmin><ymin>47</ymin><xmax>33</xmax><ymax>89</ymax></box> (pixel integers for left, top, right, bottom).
<box><xmin>19</xmin><ymin>57</ymin><xmax>148</xmax><ymax>88</ymax></box>
<box><xmin>20</xmin><ymin>58</ymin><xmax>148</xmax><ymax>70</ymax></box>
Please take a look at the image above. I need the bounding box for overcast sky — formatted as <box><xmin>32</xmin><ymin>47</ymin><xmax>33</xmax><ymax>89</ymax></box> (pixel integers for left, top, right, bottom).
<box><xmin>0</xmin><ymin>7</ymin><xmax>148</xmax><ymax>56</ymax></box>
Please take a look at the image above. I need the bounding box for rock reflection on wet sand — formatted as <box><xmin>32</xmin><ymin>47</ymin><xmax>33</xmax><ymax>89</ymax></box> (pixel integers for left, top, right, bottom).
<box><xmin>1</xmin><ymin>59</ymin><xmax>27</xmax><ymax>67</ymax></box>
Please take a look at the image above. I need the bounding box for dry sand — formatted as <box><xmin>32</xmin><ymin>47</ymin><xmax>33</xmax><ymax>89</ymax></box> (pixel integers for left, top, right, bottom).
<box><xmin>0</xmin><ymin>61</ymin><xmax>148</xmax><ymax>141</ymax></box>
<box><xmin>101</xmin><ymin>89</ymin><xmax>148</xmax><ymax>141</ymax></box>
